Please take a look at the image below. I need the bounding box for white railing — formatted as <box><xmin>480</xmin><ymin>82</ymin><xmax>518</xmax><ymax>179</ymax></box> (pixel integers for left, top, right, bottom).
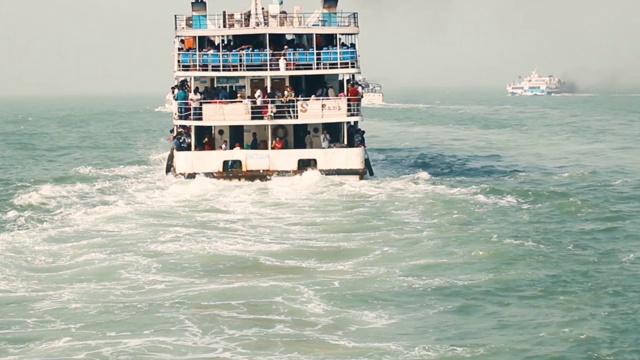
<box><xmin>175</xmin><ymin>12</ymin><xmax>358</xmax><ymax>31</ymax></box>
<box><xmin>171</xmin><ymin>97</ymin><xmax>362</xmax><ymax>122</ymax></box>
<box><xmin>175</xmin><ymin>48</ymin><xmax>359</xmax><ymax>73</ymax></box>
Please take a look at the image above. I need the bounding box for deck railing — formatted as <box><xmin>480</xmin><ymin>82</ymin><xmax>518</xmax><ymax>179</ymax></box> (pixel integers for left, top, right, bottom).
<box><xmin>175</xmin><ymin>48</ymin><xmax>359</xmax><ymax>73</ymax></box>
<box><xmin>175</xmin><ymin>12</ymin><xmax>358</xmax><ymax>31</ymax></box>
<box><xmin>171</xmin><ymin>97</ymin><xmax>362</xmax><ymax>122</ymax></box>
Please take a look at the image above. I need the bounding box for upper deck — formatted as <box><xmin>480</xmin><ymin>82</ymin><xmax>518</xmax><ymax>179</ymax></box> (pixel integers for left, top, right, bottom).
<box><xmin>175</xmin><ymin>1</ymin><xmax>358</xmax><ymax>36</ymax></box>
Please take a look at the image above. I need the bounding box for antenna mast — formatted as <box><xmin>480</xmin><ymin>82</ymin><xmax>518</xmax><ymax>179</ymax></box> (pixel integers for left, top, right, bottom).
<box><xmin>250</xmin><ymin>0</ymin><xmax>265</xmax><ymax>27</ymax></box>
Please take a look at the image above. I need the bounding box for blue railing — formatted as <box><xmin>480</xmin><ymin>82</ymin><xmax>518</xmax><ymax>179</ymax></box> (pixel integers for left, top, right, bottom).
<box><xmin>176</xmin><ymin>47</ymin><xmax>359</xmax><ymax>72</ymax></box>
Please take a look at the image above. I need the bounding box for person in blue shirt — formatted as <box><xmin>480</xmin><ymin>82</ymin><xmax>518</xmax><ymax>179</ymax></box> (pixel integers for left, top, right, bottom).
<box><xmin>250</xmin><ymin>132</ymin><xmax>259</xmax><ymax>149</ymax></box>
<box><xmin>174</xmin><ymin>85</ymin><xmax>189</xmax><ymax>120</ymax></box>
<box><xmin>173</xmin><ymin>134</ymin><xmax>183</xmax><ymax>151</ymax></box>
<box><xmin>219</xmin><ymin>88</ymin><xmax>229</xmax><ymax>100</ymax></box>
<box><xmin>354</xmin><ymin>129</ymin><xmax>364</xmax><ymax>147</ymax></box>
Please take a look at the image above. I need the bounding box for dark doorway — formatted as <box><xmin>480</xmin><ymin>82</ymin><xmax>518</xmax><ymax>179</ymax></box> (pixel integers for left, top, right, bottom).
<box><xmin>323</xmin><ymin>122</ymin><xmax>342</xmax><ymax>145</ymax></box>
<box><xmin>293</xmin><ymin>124</ymin><xmax>308</xmax><ymax>149</ymax></box>
<box><xmin>194</xmin><ymin>126</ymin><xmax>213</xmax><ymax>150</ymax></box>
<box><xmin>229</xmin><ymin>126</ymin><xmax>244</xmax><ymax>149</ymax></box>
<box><xmin>270</xmin><ymin>78</ymin><xmax>286</xmax><ymax>93</ymax></box>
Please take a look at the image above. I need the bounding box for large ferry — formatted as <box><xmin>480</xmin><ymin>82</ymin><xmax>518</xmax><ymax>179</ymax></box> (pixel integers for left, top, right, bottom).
<box><xmin>506</xmin><ymin>69</ymin><xmax>569</xmax><ymax>96</ymax></box>
<box><xmin>165</xmin><ymin>0</ymin><xmax>373</xmax><ymax>181</ymax></box>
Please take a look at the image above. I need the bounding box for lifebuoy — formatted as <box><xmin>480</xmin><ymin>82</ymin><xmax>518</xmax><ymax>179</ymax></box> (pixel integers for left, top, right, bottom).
<box><xmin>273</xmin><ymin>125</ymin><xmax>288</xmax><ymax>139</ymax></box>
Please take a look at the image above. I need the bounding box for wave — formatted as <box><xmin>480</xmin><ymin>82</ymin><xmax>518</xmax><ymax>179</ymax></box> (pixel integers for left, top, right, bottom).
<box><xmin>550</xmin><ymin>93</ymin><xmax>599</xmax><ymax>97</ymax></box>
<box><xmin>154</xmin><ymin>105</ymin><xmax>172</xmax><ymax>113</ymax></box>
<box><xmin>1</xmin><ymin>153</ymin><xmax>526</xmax><ymax>243</ymax></box>
<box><xmin>363</xmin><ymin>102</ymin><xmax>432</xmax><ymax>109</ymax></box>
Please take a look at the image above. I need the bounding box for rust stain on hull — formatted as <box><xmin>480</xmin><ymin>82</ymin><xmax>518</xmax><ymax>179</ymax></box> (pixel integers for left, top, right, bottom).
<box><xmin>176</xmin><ymin>169</ymin><xmax>367</xmax><ymax>181</ymax></box>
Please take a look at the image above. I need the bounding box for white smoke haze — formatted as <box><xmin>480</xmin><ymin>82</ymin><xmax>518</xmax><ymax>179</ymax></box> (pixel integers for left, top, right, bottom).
<box><xmin>0</xmin><ymin>0</ymin><xmax>638</xmax><ymax>96</ymax></box>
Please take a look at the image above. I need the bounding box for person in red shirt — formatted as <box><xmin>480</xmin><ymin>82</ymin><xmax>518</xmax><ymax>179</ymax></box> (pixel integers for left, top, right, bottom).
<box><xmin>203</xmin><ymin>135</ymin><xmax>214</xmax><ymax>150</ymax></box>
<box><xmin>271</xmin><ymin>137</ymin><xmax>284</xmax><ymax>150</ymax></box>
<box><xmin>348</xmin><ymin>83</ymin><xmax>359</xmax><ymax>116</ymax></box>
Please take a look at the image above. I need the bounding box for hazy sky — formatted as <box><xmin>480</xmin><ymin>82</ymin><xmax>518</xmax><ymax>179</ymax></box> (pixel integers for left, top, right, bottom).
<box><xmin>1</xmin><ymin>0</ymin><xmax>639</xmax><ymax>96</ymax></box>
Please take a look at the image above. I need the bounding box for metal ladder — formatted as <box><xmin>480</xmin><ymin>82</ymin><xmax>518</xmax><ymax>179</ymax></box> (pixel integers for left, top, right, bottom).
<box><xmin>250</xmin><ymin>0</ymin><xmax>265</xmax><ymax>27</ymax></box>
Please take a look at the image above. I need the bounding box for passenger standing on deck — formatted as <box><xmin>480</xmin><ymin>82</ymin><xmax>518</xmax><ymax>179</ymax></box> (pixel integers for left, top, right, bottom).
<box><xmin>190</xmin><ymin>87</ymin><xmax>202</xmax><ymax>120</ymax></box>
<box><xmin>305</xmin><ymin>130</ymin><xmax>313</xmax><ymax>149</ymax></box>
<box><xmin>253</xmin><ymin>88</ymin><xmax>264</xmax><ymax>119</ymax></box>
<box><xmin>283</xmin><ymin>86</ymin><xmax>296</xmax><ymax>118</ymax></box>
<box><xmin>348</xmin><ymin>83</ymin><xmax>359</xmax><ymax>116</ymax></box>
<box><xmin>202</xmin><ymin>135</ymin><xmax>214</xmax><ymax>151</ymax></box>
<box><xmin>174</xmin><ymin>85</ymin><xmax>189</xmax><ymax>120</ymax></box>
<box><xmin>354</xmin><ymin>129</ymin><xmax>364</xmax><ymax>147</ymax></box>
<box><xmin>272</xmin><ymin>137</ymin><xmax>284</xmax><ymax>150</ymax></box>
<box><xmin>219</xmin><ymin>88</ymin><xmax>229</xmax><ymax>100</ymax></box>
<box><xmin>355</xmin><ymin>81</ymin><xmax>363</xmax><ymax>115</ymax></box>
<box><xmin>250</xmin><ymin>132</ymin><xmax>259</xmax><ymax>149</ymax></box>
<box><xmin>347</xmin><ymin>124</ymin><xmax>356</xmax><ymax>147</ymax></box>
<box><xmin>321</xmin><ymin>129</ymin><xmax>331</xmax><ymax>149</ymax></box>
<box><xmin>327</xmin><ymin>84</ymin><xmax>336</xmax><ymax>98</ymax></box>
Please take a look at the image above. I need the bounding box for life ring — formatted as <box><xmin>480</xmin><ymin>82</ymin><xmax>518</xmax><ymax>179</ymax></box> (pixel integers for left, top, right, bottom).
<box><xmin>273</xmin><ymin>125</ymin><xmax>288</xmax><ymax>139</ymax></box>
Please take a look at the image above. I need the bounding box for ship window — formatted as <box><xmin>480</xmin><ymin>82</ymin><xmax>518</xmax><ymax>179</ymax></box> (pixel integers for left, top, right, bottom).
<box><xmin>297</xmin><ymin>159</ymin><xmax>317</xmax><ymax>170</ymax></box>
<box><xmin>223</xmin><ymin>160</ymin><xmax>243</xmax><ymax>172</ymax></box>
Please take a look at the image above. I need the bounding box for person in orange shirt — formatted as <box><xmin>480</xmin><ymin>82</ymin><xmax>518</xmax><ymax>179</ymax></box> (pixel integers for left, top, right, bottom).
<box><xmin>271</xmin><ymin>137</ymin><xmax>284</xmax><ymax>150</ymax></box>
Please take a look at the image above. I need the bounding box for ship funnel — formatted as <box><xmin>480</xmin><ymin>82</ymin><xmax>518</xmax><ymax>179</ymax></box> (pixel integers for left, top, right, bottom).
<box><xmin>322</xmin><ymin>0</ymin><xmax>339</xmax><ymax>11</ymax></box>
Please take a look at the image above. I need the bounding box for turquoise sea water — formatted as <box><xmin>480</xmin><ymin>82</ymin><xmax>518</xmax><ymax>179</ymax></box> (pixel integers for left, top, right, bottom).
<box><xmin>1</xmin><ymin>90</ymin><xmax>639</xmax><ymax>359</ymax></box>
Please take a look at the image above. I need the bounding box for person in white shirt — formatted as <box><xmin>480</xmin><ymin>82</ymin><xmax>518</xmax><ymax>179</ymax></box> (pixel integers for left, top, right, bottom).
<box><xmin>321</xmin><ymin>129</ymin><xmax>331</xmax><ymax>149</ymax></box>
<box><xmin>252</xmin><ymin>88</ymin><xmax>264</xmax><ymax>119</ymax></box>
<box><xmin>327</xmin><ymin>84</ymin><xmax>336</xmax><ymax>98</ymax></box>
<box><xmin>254</xmin><ymin>88</ymin><xmax>263</xmax><ymax>105</ymax></box>
<box><xmin>283</xmin><ymin>86</ymin><xmax>296</xmax><ymax>118</ymax></box>
<box><xmin>189</xmin><ymin>87</ymin><xmax>202</xmax><ymax>120</ymax></box>
<box><xmin>305</xmin><ymin>130</ymin><xmax>313</xmax><ymax>149</ymax></box>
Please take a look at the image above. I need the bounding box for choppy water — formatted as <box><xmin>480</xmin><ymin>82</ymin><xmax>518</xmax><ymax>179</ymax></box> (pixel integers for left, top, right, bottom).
<box><xmin>1</xmin><ymin>90</ymin><xmax>639</xmax><ymax>359</ymax></box>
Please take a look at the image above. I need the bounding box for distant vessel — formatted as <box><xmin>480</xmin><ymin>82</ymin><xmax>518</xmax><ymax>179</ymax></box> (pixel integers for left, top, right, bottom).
<box><xmin>358</xmin><ymin>77</ymin><xmax>384</xmax><ymax>105</ymax></box>
<box><xmin>163</xmin><ymin>91</ymin><xmax>176</xmax><ymax>112</ymax></box>
<box><xmin>506</xmin><ymin>69</ymin><xmax>569</xmax><ymax>96</ymax></box>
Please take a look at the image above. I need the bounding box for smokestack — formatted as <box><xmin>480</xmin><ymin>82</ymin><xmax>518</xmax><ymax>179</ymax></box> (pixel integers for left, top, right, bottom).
<box><xmin>322</xmin><ymin>0</ymin><xmax>339</xmax><ymax>11</ymax></box>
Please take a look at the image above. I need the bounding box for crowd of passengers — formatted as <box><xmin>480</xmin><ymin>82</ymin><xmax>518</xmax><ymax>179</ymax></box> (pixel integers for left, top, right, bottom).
<box><xmin>178</xmin><ymin>35</ymin><xmax>357</xmax><ymax>71</ymax></box>
<box><xmin>171</xmin><ymin>124</ymin><xmax>367</xmax><ymax>153</ymax></box>
<box><xmin>179</xmin><ymin>38</ymin><xmax>356</xmax><ymax>54</ymax></box>
<box><xmin>170</xmin><ymin>79</ymin><xmax>364</xmax><ymax>121</ymax></box>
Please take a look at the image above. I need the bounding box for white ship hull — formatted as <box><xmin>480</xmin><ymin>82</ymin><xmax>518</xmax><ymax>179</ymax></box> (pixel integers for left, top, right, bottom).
<box><xmin>362</xmin><ymin>92</ymin><xmax>384</xmax><ymax>105</ymax></box>
<box><xmin>359</xmin><ymin>77</ymin><xmax>384</xmax><ymax>105</ymax></box>
<box><xmin>171</xmin><ymin>147</ymin><xmax>366</xmax><ymax>181</ymax></box>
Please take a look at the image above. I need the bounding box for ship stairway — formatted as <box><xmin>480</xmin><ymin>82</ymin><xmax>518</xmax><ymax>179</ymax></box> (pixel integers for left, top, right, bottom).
<box><xmin>305</xmin><ymin>9</ymin><xmax>322</xmax><ymax>27</ymax></box>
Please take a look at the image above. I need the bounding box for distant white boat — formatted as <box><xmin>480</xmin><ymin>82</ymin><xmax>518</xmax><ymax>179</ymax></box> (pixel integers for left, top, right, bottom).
<box><xmin>358</xmin><ymin>77</ymin><xmax>384</xmax><ymax>105</ymax></box>
<box><xmin>507</xmin><ymin>69</ymin><xmax>570</xmax><ymax>96</ymax></box>
<box><xmin>155</xmin><ymin>91</ymin><xmax>175</xmax><ymax>113</ymax></box>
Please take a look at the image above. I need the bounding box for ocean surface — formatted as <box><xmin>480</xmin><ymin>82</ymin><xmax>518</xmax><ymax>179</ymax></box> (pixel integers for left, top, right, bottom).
<box><xmin>1</xmin><ymin>90</ymin><xmax>639</xmax><ymax>359</ymax></box>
